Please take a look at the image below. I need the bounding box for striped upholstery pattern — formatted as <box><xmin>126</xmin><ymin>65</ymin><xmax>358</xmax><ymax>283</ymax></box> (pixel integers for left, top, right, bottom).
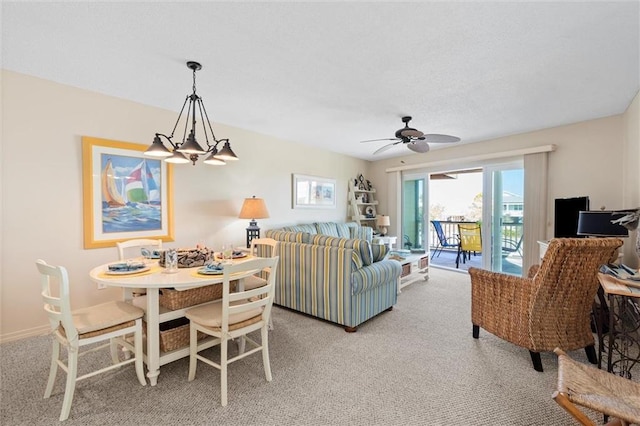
<box><xmin>283</xmin><ymin>224</ymin><xmax>317</xmax><ymax>234</ymax></box>
<box><xmin>335</xmin><ymin>223</ymin><xmax>351</xmax><ymax>239</ymax></box>
<box><xmin>351</xmin><ymin>225</ymin><xmax>374</xmax><ymax>242</ymax></box>
<box><xmin>265</xmin><ymin>230</ymin><xmax>309</xmax><ymax>243</ymax></box>
<box><xmin>371</xmin><ymin>244</ymin><xmax>388</xmax><ymax>263</ymax></box>
<box><xmin>314</xmin><ymin>222</ymin><xmax>340</xmax><ymax>237</ymax></box>
<box><xmin>311</xmin><ymin>235</ymin><xmax>373</xmax><ymax>266</ymax></box>
<box><xmin>266</xmin><ymin>224</ymin><xmax>402</xmax><ymax>328</ymax></box>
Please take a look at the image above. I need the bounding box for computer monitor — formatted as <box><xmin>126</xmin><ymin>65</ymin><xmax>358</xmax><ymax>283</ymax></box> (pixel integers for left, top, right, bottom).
<box><xmin>554</xmin><ymin>196</ymin><xmax>590</xmax><ymax>238</ymax></box>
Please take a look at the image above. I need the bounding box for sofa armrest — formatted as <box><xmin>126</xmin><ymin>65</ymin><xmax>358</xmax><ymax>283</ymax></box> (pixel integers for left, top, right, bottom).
<box><xmin>351</xmin><ymin>260</ymin><xmax>402</xmax><ymax>295</ymax></box>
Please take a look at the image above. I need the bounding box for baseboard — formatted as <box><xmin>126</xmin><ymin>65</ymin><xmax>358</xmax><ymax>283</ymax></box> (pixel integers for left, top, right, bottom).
<box><xmin>0</xmin><ymin>324</ymin><xmax>50</xmax><ymax>344</ymax></box>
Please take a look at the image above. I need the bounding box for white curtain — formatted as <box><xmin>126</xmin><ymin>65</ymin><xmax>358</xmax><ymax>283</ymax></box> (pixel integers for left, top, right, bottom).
<box><xmin>387</xmin><ymin>171</ymin><xmax>401</xmax><ymax>238</ymax></box>
<box><xmin>523</xmin><ymin>152</ymin><xmax>549</xmax><ymax>273</ymax></box>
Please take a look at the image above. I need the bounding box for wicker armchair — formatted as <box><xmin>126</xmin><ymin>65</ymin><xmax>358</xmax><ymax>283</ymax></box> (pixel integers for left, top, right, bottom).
<box><xmin>553</xmin><ymin>348</ymin><xmax>640</xmax><ymax>425</ymax></box>
<box><xmin>469</xmin><ymin>238</ymin><xmax>623</xmax><ymax>372</ymax></box>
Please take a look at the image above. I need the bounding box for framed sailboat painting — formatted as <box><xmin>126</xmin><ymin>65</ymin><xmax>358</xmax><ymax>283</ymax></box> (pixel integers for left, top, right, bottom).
<box><xmin>82</xmin><ymin>136</ymin><xmax>174</xmax><ymax>248</ymax></box>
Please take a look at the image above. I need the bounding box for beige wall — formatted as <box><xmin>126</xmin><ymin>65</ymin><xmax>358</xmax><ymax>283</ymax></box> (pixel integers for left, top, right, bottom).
<box><xmin>622</xmin><ymin>91</ymin><xmax>640</xmax><ymax>264</ymax></box>
<box><xmin>369</xmin><ymin>105</ymin><xmax>640</xmax><ymax>265</ymax></box>
<box><xmin>0</xmin><ymin>71</ymin><xmax>369</xmax><ymax>341</ymax></box>
<box><xmin>2</xmin><ymin>70</ymin><xmax>638</xmax><ymax>342</ymax></box>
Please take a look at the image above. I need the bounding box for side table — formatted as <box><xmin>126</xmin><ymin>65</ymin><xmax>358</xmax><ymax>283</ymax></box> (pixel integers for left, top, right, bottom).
<box><xmin>596</xmin><ymin>273</ymin><xmax>640</xmax><ymax>379</ymax></box>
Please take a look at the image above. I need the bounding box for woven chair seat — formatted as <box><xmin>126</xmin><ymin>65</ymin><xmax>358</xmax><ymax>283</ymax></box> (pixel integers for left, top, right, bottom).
<box><xmin>554</xmin><ymin>348</ymin><xmax>640</xmax><ymax>425</ymax></box>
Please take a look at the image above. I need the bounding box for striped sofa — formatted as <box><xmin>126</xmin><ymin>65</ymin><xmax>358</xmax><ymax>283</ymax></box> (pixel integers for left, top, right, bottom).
<box><xmin>265</xmin><ymin>222</ymin><xmax>402</xmax><ymax>332</ymax></box>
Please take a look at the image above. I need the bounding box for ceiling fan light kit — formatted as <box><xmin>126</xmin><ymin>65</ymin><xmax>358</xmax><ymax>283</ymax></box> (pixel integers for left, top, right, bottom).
<box><xmin>361</xmin><ymin>116</ymin><xmax>460</xmax><ymax>155</ymax></box>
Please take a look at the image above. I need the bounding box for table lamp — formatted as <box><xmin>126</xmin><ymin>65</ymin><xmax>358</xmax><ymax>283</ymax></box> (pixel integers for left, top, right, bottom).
<box><xmin>377</xmin><ymin>215</ymin><xmax>390</xmax><ymax>236</ymax></box>
<box><xmin>238</xmin><ymin>196</ymin><xmax>270</xmax><ymax>248</ymax></box>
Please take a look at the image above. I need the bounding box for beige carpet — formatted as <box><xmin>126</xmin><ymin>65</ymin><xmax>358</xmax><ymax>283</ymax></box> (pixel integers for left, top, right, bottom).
<box><xmin>1</xmin><ymin>268</ymin><xmax>602</xmax><ymax>425</ymax></box>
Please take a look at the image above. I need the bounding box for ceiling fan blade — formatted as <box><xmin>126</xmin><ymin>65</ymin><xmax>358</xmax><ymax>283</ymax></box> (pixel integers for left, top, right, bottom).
<box><xmin>423</xmin><ymin>134</ymin><xmax>461</xmax><ymax>143</ymax></box>
<box><xmin>373</xmin><ymin>142</ymin><xmax>400</xmax><ymax>155</ymax></box>
<box><xmin>360</xmin><ymin>138</ymin><xmax>399</xmax><ymax>143</ymax></box>
<box><xmin>407</xmin><ymin>142</ymin><xmax>430</xmax><ymax>153</ymax></box>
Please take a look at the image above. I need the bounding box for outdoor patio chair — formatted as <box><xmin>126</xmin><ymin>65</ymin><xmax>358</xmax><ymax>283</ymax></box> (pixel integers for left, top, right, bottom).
<box><xmin>502</xmin><ymin>234</ymin><xmax>523</xmax><ymax>257</ymax></box>
<box><xmin>457</xmin><ymin>223</ymin><xmax>481</xmax><ymax>268</ymax></box>
<box><xmin>430</xmin><ymin>220</ymin><xmax>459</xmax><ymax>260</ymax></box>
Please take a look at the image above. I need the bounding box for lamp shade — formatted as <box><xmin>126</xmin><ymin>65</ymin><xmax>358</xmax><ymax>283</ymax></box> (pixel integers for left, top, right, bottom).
<box><xmin>577</xmin><ymin>211</ymin><xmax>629</xmax><ymax>237</ymax></box>
<box><xmin>377</xmin><ymin>215</ymin><xmax>391</xmax><ymax>227</ymax></box>
<box><xmin>239</xmin><ymin>196</ymin><xmax>269</xmax><ymax>219</ymax></box>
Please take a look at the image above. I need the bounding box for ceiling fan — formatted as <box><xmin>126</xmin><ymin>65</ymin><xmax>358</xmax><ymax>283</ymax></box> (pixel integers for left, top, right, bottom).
<box><xmin>360</xmin><ymin>116</ymin><xmax>460</xmax><ymax>155</ymax></box>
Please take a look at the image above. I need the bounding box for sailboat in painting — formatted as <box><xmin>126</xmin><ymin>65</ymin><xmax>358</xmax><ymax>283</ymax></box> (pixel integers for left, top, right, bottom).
<box><xmin>125</xmin><ymin>159</ymin><xmax>160</xmax><ymax>206</ymax></box>
<box><xmin>101</xmin><ymin>159</ymin><xmax>126</xmax><ymax>207</ymax></box>
<box><xmin>101</xmin><ymin>157</ymin><xmax>162</xmax><ymax>233</ymax></box>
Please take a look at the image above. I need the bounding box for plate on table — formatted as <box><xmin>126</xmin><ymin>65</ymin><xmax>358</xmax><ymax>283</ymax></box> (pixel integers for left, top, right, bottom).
<box><xmin>215</xmin><ymin>252</ymin><xmax>248</xmax><ymax>260</ymax></box>
<box><xmin>197</xmin><ymin>263</ymin><xmax>225</xmax><ymax>275</ymax></box>
<box><xmin>105</xmin><ymin>263</ymin><xmax>150</xmax><ymax>275</ymax></box>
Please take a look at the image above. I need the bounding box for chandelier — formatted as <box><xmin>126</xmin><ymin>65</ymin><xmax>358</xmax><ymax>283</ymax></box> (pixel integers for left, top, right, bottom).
<box><xmin>144</xmin><ymin>61</ymin><xmax>238</xmax><ymax>166</ymax></box>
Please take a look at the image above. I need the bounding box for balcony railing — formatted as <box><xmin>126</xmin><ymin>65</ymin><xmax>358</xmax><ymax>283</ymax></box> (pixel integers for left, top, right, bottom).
<box><xmin>429</xmin><ymin>220</ymin><xmax>523</xmax><ymax>254</ymax></box>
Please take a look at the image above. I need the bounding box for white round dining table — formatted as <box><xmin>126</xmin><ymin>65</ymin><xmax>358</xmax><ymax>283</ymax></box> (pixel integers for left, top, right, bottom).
<box><xmin>89</xmin><ymin>258</ymin><xmax>258</xmax><ymax>386</ymax></box>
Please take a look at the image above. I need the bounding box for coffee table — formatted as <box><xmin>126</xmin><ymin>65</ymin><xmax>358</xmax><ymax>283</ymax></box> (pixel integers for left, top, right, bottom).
<box><xmin>389</xmin><ymin>252</ymin><xmax>429</xmax><ymax>293</ymax></box>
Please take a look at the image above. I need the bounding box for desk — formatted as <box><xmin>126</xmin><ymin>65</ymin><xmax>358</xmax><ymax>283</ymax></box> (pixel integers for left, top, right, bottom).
<box><xmin>596</xmin><ymin>273</ymin><xmax>640</xmax><ymax>379</ymax></box>
<box><xmin>89</xmin><ymin>260</ymin><xmax>258</xmax><ymax>385</ymax></box>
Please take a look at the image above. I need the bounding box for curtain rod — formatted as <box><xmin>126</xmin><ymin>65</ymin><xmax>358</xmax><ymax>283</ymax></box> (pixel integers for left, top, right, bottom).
<box><xmin>385</xmin><ymin>145</ymin><xmax>556</xmax><ymax>173</ymax></box>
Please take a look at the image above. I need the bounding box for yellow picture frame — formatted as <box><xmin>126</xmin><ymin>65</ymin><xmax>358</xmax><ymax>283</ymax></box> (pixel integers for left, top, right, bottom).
<box><xmin>82</xmin><ymin>136</ymin><xmax>174</xmax><ymax>249</ymax></box>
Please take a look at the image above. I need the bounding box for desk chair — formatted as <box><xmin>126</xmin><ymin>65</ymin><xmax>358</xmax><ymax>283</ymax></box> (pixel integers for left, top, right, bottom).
<box><xmin>186</xmin><ymin>257</ymin><xmax>279</xmax><ymax>406</ymax></box>
<box><xmin>36</xmin><ymin>259</ymin><xmax>146</xmax><ymax>421</ymax></box>
<box><xmin>553</xmin><ymin>348</ymin><xmax>640</xmax><ymax>425</ymax></box>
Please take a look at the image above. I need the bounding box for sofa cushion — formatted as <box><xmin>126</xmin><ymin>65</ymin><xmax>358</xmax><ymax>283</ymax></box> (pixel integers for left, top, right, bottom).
<box><xmin>371</xmin><ymin>244</ymin><xmax>388</xmax><ymax>263</ymax></box>
<box><xmin>315</xmin><ymin>222</ymin><xmax>340</xmax><ymax>237</ymax></box>
<box><xmin>311</xmin><ymin>235</ymin><xmax>373</xmax><ymax>267</ymax></box>
<box><xmin>283</xmin><ymin>224</ymin><xmax>317</xmax><ymax>234</ymax></box>
<box><xmin>335</xmin><ymin>223</ymin><xmax>352</xmax><ymax>239</ymax></box>
<box><xmin>349</xmin><ymin>225</ymin><xmax>374</xmax><ymax>242</ymax></box>
<box><xmin>265</xmin><ymin>230</ymin><xmax>310</xmax><ymax>244</ymax></box>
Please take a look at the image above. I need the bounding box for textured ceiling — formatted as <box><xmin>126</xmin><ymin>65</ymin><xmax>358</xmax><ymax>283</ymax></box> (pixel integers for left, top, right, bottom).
<box><xmin>2</xmin><ymin>1</ymin><xmax>639</xmax><ymax>161</ymax></box>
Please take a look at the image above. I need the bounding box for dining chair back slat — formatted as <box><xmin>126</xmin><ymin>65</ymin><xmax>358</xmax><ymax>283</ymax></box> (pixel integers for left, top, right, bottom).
<box><xmin>35</xmin><ymin>259</ymin><xmax>146</xmax><ymax>421</ymax></box>
<box><xmin>186</xmin><ymin>256</ymin><xmax>279</xmax><ymax>406</ymax></box>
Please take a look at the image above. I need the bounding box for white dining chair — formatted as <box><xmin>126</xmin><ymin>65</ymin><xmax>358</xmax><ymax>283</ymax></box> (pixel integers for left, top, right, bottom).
<box><xmin>116</xmin><ymin>239</ymin><xmax>162</xmax><ymax>299</ymax></box>
<box><xmin>116</xmin><ymin>238</ymin><xmax>162</xmax><ymax>261</ymax></box>
<box><xmin>185</xmin><ymin>256</ymin><xmax>279</xmax><ymax>406</ymax></box>
<box><xmin>36</xmin><ymin>259</ymin><xmax>146</xmax><ymax>421</ymax></box>
<box><xmin>245</xmin><ymin>238</ymin><xmax>278</xmax><ymax>330</ymax></box>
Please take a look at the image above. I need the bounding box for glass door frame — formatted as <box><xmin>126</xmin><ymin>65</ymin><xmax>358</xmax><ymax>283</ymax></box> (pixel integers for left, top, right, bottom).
<box><xmin>401</xmin><ymin>158</ymin><xmax>524</xmax><ymax>273</ymax></box>
<box><xmin>402</xmin><ymin>172</ymin><xmax>428</xmax><ymax>252</ymax></box>
<box><xmin>482</xmin><ymin>160</ymin><xmax>524</xmax><ymax>274</ymax></box>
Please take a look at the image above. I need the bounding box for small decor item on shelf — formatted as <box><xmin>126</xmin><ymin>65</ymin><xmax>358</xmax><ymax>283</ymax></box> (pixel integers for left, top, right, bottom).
<box><xmin>365</xmin><ymin>206</ymin><xmax>376</xmax><ymax>218</ymax></box>
<box><xmin>366</xmin><ymin>180</ymin><xmax>372</xmax><ymax>191</ymax></box>
<box><xmin>357</xmin><ymin>173</ymin><xmax>366</xmax><ymax>190</ymax></box>
<box><xmin>361</xmin><ymin>193</ymin><xmax>368</xmax><ymax>204</ymax></box>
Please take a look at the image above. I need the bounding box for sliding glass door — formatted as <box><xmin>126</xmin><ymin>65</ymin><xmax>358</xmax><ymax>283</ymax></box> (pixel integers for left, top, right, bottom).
<box><xmin>482</xmin><ymin>163</ymin><xmax>524</xmax><ymax>275</ymax></box>
<box><xmin>402</xmin><ymin>174</ymin><xmax>427</xmax><ymax>252</ymax></box>
<box><xmin>401</xmin><ymin>161</ymin><xmax>524</xmax><ymax>275</ymax></box>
